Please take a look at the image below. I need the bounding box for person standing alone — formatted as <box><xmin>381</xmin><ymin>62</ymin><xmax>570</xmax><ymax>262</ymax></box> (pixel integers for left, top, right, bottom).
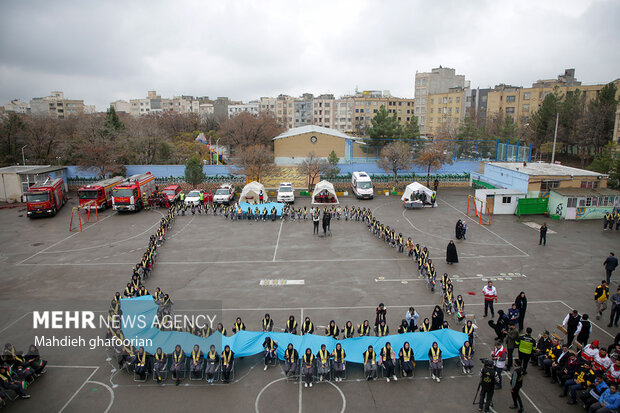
<box><xmin>483</xmin><ymin>281</ymin><xmax>498</xmax><ymax>318</ymax></box>
<box><xmin>539</xmin><ymin>222</ymin><xmax>548</xmax><ymax>246</ymax></box>
<box><xmin>604</xmin><ymin>253</ymin><xmax>618</xmax><ymax>284</ymax></box>
<box><xmin>312</xmin><ymin>209</ymin><xmax>320</xmax><ymax>234</ymax></box>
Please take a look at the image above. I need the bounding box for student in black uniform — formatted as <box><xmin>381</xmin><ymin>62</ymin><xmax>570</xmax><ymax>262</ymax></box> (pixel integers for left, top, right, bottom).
<box><xmin>302</xmin><ymin>348</ymin><xmax>315</xmax><ymax>387</ymax></box>
<box><xmin>263</xmin><ymin>337</ymin><xmax>278</xmax><ymax>371</ymax></box>
<box><xmin>325</xmin><ymin>320</ymin><xmax>340</xmax><ymax>338</ymax></box>
<box><xmin>301</xmin><ymin>317</ymin><xmax>314</xmax><ymax>335</ymax></box>
<box><xmin>220</xmin><ymin>345</ymin><xmax>234</xmax><ymax>383</ymax></box>
<box><xmin>285</xmin><ymin>315</ymin><xmax>298</xmax><ymax>335</ymax></box>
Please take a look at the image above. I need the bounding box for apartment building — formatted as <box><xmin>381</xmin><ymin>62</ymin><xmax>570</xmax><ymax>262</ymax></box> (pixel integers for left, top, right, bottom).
<box><xmin>228</xmin><ymin>100</ymin><xmax>259</xmax><ymax>117</ymax></box>
<box><xmin>486</xmin><ymin>70</ymin><xmax>618</xmax><ymax>126</ymax></box>
<box><xmin>29</xmin><ymin>91</ymin><xmax>88</xmax><ymax>119</ymax></box>
<box><xmin>123</xmin><ymin>91</ymin><xmax>200</xmax><ymax>116</ymax></box>
<box><xmin>1</xmin><ymin>99</ymin><xmax>30</xmax><ymax>114</ymax></box>
<box><xmin>350</xmin><ymin>91</ymin><xmax>415</xmax><ymax>135</ymax></box>
<box><xmin>312</xmin><ymin>94</ymin><xmax>335</xmax><ymax>129</ymax></box>
<box><xmin>414</xmin><ymin>66</ymin><xmax>468</xmax><ymax>134</ymax></box>
<box><xmin>425</xmin><ymin>87</ymin><xmax>468</xmax><ymax>137</ymax></box>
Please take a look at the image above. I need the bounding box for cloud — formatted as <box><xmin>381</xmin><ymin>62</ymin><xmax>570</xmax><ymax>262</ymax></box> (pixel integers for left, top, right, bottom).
<box><xmin>0</xmin><ymin>0</ymin><xmax>618</xmax><ymax>110</ymax></box>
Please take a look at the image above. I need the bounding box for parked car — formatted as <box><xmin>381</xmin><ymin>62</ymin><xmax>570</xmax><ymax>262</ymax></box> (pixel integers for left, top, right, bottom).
<box><xmin>184</xmin><ymin>189</ymin><xmax>203</xmax><ymax>206</ymax></box>
<box><xmin>277</xmin><ymin>182</ymin><xmax>295</xmax><ymax>204</ymax></box>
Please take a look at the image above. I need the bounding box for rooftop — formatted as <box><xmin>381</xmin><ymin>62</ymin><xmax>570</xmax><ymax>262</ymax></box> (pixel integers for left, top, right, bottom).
<box><xmin>552</xmin><ymin>187</ymin><xmax>620</xmax><ymax>197</ymax></box>
<box><xmin>487</xmin><ymin>162</ymin><xmax>605</xmax><ymax>177</ymax></box>
<box><xmin>273</xmin><ymin>125</ymin><xmax>355</xmax><ymax>141</ymax></box>
<box><xmin>0</xmin><ymin>165</ymin><xmax>66</xmax><ymax>174</ymax></box>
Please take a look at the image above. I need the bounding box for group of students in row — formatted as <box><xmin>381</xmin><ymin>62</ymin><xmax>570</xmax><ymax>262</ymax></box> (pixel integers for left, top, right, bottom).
<box><xmin>0</xmin><ymin>343</ymin><xmax>48</xmax><ymax>404</ymax></box>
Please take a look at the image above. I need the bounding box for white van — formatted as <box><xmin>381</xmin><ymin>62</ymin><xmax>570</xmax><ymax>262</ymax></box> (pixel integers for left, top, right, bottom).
<box><xmin>277</xmin><ymin>182</ymin><xmax>295</xmax><ymax>204</ymax></box>
<box><xmin>351</xmin><ymin>171</ymin><xmax>374</xmax><ymax>199</ymax></box>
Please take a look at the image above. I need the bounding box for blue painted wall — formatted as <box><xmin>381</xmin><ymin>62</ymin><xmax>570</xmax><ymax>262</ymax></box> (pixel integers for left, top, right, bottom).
<box><xmin>479</xmin><ymin>164</ymin><xmax>529</xmax><ymax>193</ymax></box>
<box><xmin>66</xmin><ymin>164</ymin><xmax>237</xmax><ymax>178</ymax></box>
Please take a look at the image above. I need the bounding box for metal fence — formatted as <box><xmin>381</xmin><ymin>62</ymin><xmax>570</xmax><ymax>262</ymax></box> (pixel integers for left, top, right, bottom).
<box><xmin>329</xmin><ymin>173</ymin><xmax>470</xmax><ymax>184</ymax></box>
<box><xmin>355</xmin><ymin>138</ymin><xmax>531</xmax><ymax>162</ymax></box>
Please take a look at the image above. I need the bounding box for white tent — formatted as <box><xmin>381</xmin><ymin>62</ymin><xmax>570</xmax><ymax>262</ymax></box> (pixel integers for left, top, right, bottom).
<box><xmin>401</xmin><ymin>182</ymin><xmax>435</xmax><ymax>208</ymax></box>
<box><xmin>239</xmin><ymin>181</ymin><xmax>268</xmax><ymax>204</ymax></box>
<box><xmin>311</xmin><ymin>180</ymin><xmax>339</xmax><ymax>205</ymax></box>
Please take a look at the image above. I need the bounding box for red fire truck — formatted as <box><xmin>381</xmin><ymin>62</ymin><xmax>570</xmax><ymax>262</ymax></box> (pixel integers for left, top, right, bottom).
<box><xmin>77</xmin><ymin>176</ymin><xmax>124</xmax><ymax>210</ymax></box>
<box><xmin>111</xmin><ymin>172</ymin><xmax>156</xmax><ymax>212</ymax></box>
<box><xmin>25</xmin><ymin>178</ymin><xmax>67</xmax><ymax>218</ymax></box>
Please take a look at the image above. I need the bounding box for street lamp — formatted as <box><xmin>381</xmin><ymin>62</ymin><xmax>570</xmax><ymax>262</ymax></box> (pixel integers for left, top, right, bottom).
<box><xmin>21</xmin><ymin>145</ymin><xmax>28</xmax><ymax>165</ymax></box>
<box><xmin>216</xmin><ymin>138</ymin><xmax>220</xmax><ymax>165</ymax></box>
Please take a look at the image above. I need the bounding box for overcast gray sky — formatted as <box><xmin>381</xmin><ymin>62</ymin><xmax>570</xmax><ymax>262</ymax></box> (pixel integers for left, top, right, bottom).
<box><xmin>1</xmin><ymin>0</ymin><xmax>618</xmax><ymax>110</ymax></box>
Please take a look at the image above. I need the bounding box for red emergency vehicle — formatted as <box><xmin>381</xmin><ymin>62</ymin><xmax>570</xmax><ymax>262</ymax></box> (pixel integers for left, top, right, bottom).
<box><xmin>25</xmin><ymin>178</ymin><xmax>67</xmax><ymax>218</ymax></box>
<box><xmin>162</xmin><ymin>184</ymin><xmax>182</xmax><ymax>203</ymax></box>
<box><xmin>111</xmin><ymin>172</ymin><xmax>156</xmax><ymax>212</ymax></box>
<box><xmin>77</xmin><ymin>176</ymin><xmax>124</xmax><ymax>210</ymax></box>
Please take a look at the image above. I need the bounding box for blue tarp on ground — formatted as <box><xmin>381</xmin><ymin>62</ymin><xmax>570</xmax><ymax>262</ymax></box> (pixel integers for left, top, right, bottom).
<box><xmin>120</xmin><ymin>297</ymin><xmax>469</xmax><ymax>363</ymax></box>
<box><xmin>239</xmin><ymin>201</ymin><xmax>285</xmax><ymax>217</ymax></box>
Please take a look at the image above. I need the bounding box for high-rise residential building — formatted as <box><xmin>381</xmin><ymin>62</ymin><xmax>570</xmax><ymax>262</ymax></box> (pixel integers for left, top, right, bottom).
<box><xmin>425</xmin><ymin>86</ymin><xmax>469</xmax><ymax>137</ymax></box>
<box><xmin>333</xmin><ymin>97</ymin><xmax>354</xmax><ymax>133</ymax></box>
<box><xmin>312</xmin><ymin>94</ymin><xmax>335</xmax><ymax>129</ymax></box>
<box><xmin>348</xmin><ymin>91</ymin><xmax>415</xmax><ymax>135</ymax></box>
<box><xmin>469</xmin><ymin>88</ymin><xmax>492</xmax><ymax>128</ymax></box>
<box><xmin>30</xmin><ymin>91</ymin><xmax>87</xmax><ymax>119</ymax></box>
<box><xmin>275</xmin><ymin>94</ymin><xmax>295</xmax><ymax>129</ymax></box>
<box><xmin>414</xmin><ymin>66</ymin><xmax>468</xmax><ymax>134</ymax></box>
<box><xmin>259</xmin><ymin>97</ymin><xmax>276</xmax><ymax>114</ymax></box>
<box><xmin>485</xmin><ymin>70</ymin><xmax>620</xmax><ymax>126</ymax></box>
<box><xmin>294</xmin><ymin>93</ymin><xmax>314</xmax><ymax>127</ymax></box>
<box><xmin>1</xmin><ymin>99</ymin><xmax>30</xmax><ymax>114</ymax></box>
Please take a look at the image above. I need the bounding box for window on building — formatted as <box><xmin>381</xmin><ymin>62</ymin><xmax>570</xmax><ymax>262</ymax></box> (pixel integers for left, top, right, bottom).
<box><xmin>430</xmin><ymin>98</ymin><xmax>434</xmax><ymax>104</ymax></box>
<box><xmin>429</xmin><ymin>117</ymin><xmax>433</xmax><ymax>123</ymax></box>
<box><xmin>502</xmin><ymin>196</ymin><xmax>511</xmax><ymax>204</ymax></box>
<box><xmin>398</xmin><ymin>102</ymin><xmax>402</xmax><ymax>106</ymax></box>
<box><xmin>449</xmin><ymin>97</ymin><xmax>453</xmax><ymax>103</ymax></box>
<box><xmin>506</xmin><ymin>107</ymin><xmax>515</xmax><ymax>114</ymax></box>
<box><xmin>456</xmin><ymin>107</ymin><xmax>459</xmax><ymax>113</ymax></box>
<box><xmin>581</xmin><ymin>181</ymin><xmax>599</xmax><ymax>189</ymax></box>
<box><xmin>355</xmin><ymin>109</ymin><xmax>359</xmax><ymax>113</ymax></box>
<box><xmin>373</xmin><ymin>109</ymin><xmax>377</xmax><ymax>113</ymax></box>
<box><xmin>540</xmin><ymin>180</ymin><xmax>560</xmax><ymax>191</ymax></box>
<box><xmin>420</xmin><ymin>116</ymin><xmax>425</xmax><ymax>123</ymax></box>
<box><xmin>567</xmin><ymin>197</ymin><xmax>577</xmax><ymax>208</ymax></box>
<box><xmin>443</xmin><ymin>97</ymin><xmax>448</xmax><ymax>104</ymax></box>
<box><xmin>507</xmin><ymin>96</ymin><xmax>516</xmax><ymax>102</ymax></box>
<box><xmin>406</xmin><ymin>117</ymin><xmax>410</xmax><ymax>121</ymax></box>
<box><xmin>448</xmin><ymin>107</ymin><xmax>452</xmax><ymax>114</ymax></box>
<box><xmin>522</xmin><ymin>104</ymin><xmax>530</xmax><ymax>112</ymax></box>
<box><xmin>523</xmin><ymin>92</ymin><xmax>530</xmax><ymax>100</ymax></box>
<box><xmin>416</xmin><ymin>79</ymin><xmax>421</xmax><ymax>86</ymax></box>
<box><xmin>398</xmin><ymin>117</ymin><xmax>401</xmax><ymax>121</ymax></box>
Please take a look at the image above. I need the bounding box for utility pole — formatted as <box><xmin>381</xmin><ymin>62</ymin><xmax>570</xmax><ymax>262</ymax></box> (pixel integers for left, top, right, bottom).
<box><xmin>551</xmin><ymin>112</ymin><xmax>559</xmax><ymax>164</ymax></box>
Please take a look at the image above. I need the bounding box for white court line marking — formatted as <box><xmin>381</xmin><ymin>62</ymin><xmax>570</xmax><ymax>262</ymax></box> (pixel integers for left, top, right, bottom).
<box><xmin>88</xmin><ymin>380</ymin><xmax>115</xmax><ymax>413</ymax></box>
<box><xmin>500</xmin><ymin>371</ymin><xmax>543</xmax><ymax>413</ymax></box>
<box><xmin>255</xmin><ymin>377</ymin><xmax>287</xmax><ymax>413</ymax></box>
<box><xmin>57</xmin><ymin>366</ymin><xmax>99</xmax><ymax>413</ymax></box>
<box><xmin>16</xmin><ymin>212</ymin><xmax>116</xmax><ymax>265</ymax></box>
<box><xmin>401</xmin><ymin>209</ymin><xmax>509</xmax><ymax>246</ymax></box>
<box><xmin>375</xmin><ymin>275</ymin><xmax>524</xmax><ymax>283</ymax></box>
<box><xmin>439</xmin><ymin>199</ymin><xmax>530</xmax><ymax>257</ymax></box>
<box><xmin>47</xmin><ymin>365</ymin><xmax>100</xmax><ymax>369</ymax></box>
<box><xmin>559</xmin><ymin>300</ymin><xmax>614</xmax><ymax>339</ymax></box>
<box><xmin>326</xmin><ymin>380</ymin><xmax>346</xmax><ymax>413</ymax></box>
<box><xmin>0</xmin><ymin>311</ymin><xmax>31</xmax><ymax>334</ymax></box>
<box><xmin>273</xmin><ymin>219</ymin><xmax>284</xmax><ymax>262</ymax></box>
<box><xmin>40</xmin><ymin>210</ymin><xmax>164</xmax><ymax>254</ymax></box>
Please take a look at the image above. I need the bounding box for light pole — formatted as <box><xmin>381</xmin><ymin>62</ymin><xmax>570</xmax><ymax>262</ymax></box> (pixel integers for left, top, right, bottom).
<box><xmin>216</xmin><ymin>138</ymin><xmax>220</xmax><ymax>165</ymax></box>
<box><xmin>551</xmin><ymin>112</ymin><xmax>559</xmax><ymax>164</ymax></box>
<box><xmin>21</xmin><ymin>145</ymin><xmax>28</xmax><ymax>165</ymax></box>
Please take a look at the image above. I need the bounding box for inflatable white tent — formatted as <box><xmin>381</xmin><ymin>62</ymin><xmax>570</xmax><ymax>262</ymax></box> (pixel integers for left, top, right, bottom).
<box><xmin>401</xmin><ymin>182</ymin><xmax>435</xmax><ymax>208</ymax></box>
<box><xmin>311</xmin><ymin>180</ymin><xmax>339</xmax><ymax>205</ymax></box>
<box><xmin>239</xmin><ymin>181</ymin><xmax>268</xmax><ymax>204</ymax></box>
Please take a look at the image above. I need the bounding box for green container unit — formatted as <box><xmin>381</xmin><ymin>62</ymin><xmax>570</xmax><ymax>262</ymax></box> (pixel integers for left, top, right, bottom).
<box><xmin>516</xmin><ymin>198</ymin><xmax>549</xmax><ymax>216</ymax></box>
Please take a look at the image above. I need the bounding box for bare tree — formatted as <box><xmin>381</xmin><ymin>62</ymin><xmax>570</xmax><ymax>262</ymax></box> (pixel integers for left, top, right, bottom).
<box><xmin>219</xmin><ymin>112</ymin><xmax>283</xmax><ymax>148</ymax></box>
<box><xmin>23</xmin><ymin>116</ymin><xmax>60</xmax><ymax>164</ymax></box>
<box><xmin>414</xmin><ymin>141</ymin><xmax>453</xmax><ymax>187</ymax></box>
<box><xmin>74</xmin><ymin>114</ymin><xmax>124</xmax><ymax>177</ymax></box>
<box><xmin>297</xmin><ymin>152</ymin><xmax>334</xmax><ymax>190</ymax></box>
<box><xmin>377</xmin><ymin>141</ymin><xmax>413</xmax><ymax>182</ymax></box>
<box><xmin>232</xmin><ymin>144</ymin><xmax>276</xmax><ymax>183</ymax></box>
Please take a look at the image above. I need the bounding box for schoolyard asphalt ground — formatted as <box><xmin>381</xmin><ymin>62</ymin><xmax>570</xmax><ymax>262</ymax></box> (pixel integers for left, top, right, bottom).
<box><xmin>0</xmin><ymin>187</ymin><xmax>618</xmax><ymax>413</ymax></box>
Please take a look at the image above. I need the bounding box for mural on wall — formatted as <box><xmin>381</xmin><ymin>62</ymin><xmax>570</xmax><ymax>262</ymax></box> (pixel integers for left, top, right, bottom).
<box><xmin>575</xmin><ymin>206</ymin><xmax>613</xmax><ymax>220</ymax></box>
<box><xmin>555</xmin><ymin>203</ymin><xmax>564</xmax><ymax>216</ymax></box>
<box><xmin>540</xmin><ymin>191</ymin><xmax>550</xmax><ymax>199</ymax></box>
